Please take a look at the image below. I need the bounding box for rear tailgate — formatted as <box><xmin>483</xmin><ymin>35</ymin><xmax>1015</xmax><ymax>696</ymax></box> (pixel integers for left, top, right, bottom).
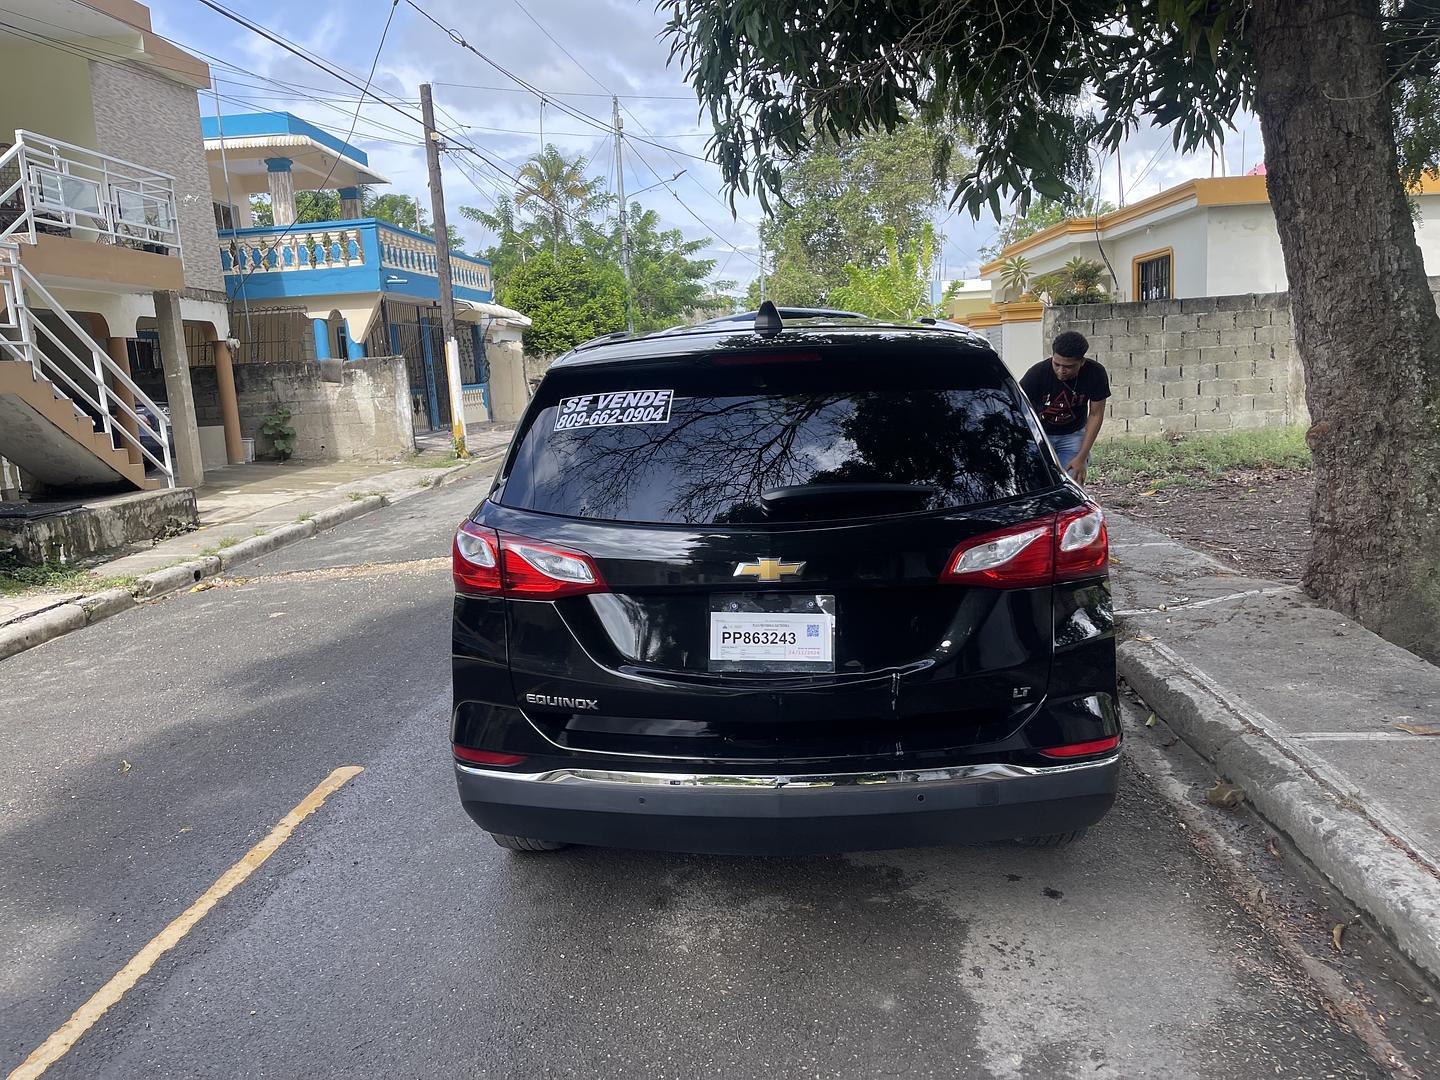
<box><xmin>482</xmin><ymin>336</ymin><xmax>1067</xmax><ymax>761</ymax></box>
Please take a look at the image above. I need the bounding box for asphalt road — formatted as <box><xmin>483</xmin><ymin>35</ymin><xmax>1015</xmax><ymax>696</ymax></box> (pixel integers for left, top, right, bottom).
<box><xmin>2</xmin><ymin>479</ymin><xmax>1434</xmax><ymax>1080</ymax></box>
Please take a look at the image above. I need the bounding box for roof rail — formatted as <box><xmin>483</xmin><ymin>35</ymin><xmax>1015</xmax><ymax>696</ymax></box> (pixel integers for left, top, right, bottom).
<box><xmin>573</xmin><ymin>329</ymin><xmax>633</xmax><ymax>351</ymax></box>
<box><xmin>754</xmin><ymin>300</ymin><xmax>783</xmax><ymax>338</ymax></box>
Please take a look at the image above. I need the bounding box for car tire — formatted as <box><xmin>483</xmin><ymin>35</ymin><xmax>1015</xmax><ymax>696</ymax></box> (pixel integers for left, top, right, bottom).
<box><xmin>488</xmin><ymin>832</ymin><xmax>568</xmax><ymax>853</ymax></box>
<box><xmin>1016</xmin><ymin>829</ymin><xmax>1088</xmax><ymax>849</ymax></box>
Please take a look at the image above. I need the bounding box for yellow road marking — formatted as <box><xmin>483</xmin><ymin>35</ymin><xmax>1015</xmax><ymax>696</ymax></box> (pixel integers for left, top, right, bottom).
<box><xmin>6</xmin><ymin>766</ymin><xmax>364</xmax><ymax>1080</ymax></box>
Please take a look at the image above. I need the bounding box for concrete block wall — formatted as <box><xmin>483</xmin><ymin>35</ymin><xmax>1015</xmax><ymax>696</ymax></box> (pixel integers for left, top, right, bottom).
<box><xmin>226</xmin><ymin>356</ymin><xmax>415</xmax><ymax>462</ymax></box>
<box><xmin>88</xmin><ymin>60</ymin><xmax>225</xmax><ymax>294</ymax></box>
<box><xmin>1044</xmin><ymin>293</ymin><xmax>1304</xmax><ymax>440</ymax></box>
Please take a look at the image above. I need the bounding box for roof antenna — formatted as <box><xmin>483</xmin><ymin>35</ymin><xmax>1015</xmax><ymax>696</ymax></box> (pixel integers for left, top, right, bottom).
<box><xmin>754</xmin><ymin>300</ymin><xmax>783</xmax><ymax>338</ymax></box>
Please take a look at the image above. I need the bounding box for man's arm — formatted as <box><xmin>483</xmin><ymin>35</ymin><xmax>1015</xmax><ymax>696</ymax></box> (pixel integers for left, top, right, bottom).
<box><xmin>1067</xmin><ymin>400</ymin><xmax>1107</xmax><ymax>483</ymax></box>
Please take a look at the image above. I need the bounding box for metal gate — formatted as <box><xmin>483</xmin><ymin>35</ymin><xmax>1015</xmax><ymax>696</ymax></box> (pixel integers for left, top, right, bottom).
<box><xmin>386</xmin><ymin>313</ymin><xmax>451</xmax><ymax>433</ymax></box>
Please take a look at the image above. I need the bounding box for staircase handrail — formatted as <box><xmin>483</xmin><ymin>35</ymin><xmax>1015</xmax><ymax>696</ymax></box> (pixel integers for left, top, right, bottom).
<box><xmin>0</xmin><ymin>245</ymin><xmax>174</xmax><ymax>483</ymax></box>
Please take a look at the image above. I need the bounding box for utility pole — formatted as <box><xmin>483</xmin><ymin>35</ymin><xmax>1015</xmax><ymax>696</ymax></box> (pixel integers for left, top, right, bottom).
<box><xmin>613</xmin><ymin>95</ymin><xmax>632</xmax><ymax>332</ymax></box>
<box><xmin>420</xmin><ymin>82</ymin><xmax>470</xmax><ymax>453</ymax></box>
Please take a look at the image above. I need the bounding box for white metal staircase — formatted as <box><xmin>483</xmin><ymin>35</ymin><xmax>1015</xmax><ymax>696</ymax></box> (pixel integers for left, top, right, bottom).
<box><xmin>0</xmin><ymin>133</ymin><xmax>176</xmax><ymax>491</ymax></box>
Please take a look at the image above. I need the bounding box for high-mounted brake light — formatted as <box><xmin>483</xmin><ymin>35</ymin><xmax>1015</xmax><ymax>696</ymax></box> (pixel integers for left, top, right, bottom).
<box><xmin>713</xmin><ymin>351</ymin><xmax>822</xmax><ymax>366</ymax></box>
<box><xmin>1038</xmin><ymin>734</ymin><xmax>1120</xmax><ymax>759</ymax></box>
<box><xmin>452</xmin><ymin>523</ymin><xmax>606</xmax><ymax>599</ymax></box>
<box><xmin>940</xmin><ymin>503</ymin><xmax>1107</xmax><ymax>588</ymax></box>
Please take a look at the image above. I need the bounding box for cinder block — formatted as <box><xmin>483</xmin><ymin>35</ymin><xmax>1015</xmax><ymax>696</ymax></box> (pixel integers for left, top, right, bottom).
<box><xmin>1109</xmin><ymin>333</ymin><xmax>1148</xmax><ymax>350</ymax></box>
<box><xmin>1198</xmin><ymin>379</ymin><xmax>1241</xmax><ymax>398</ymax></box>
<box><xmin>1146</xmin><ymin>365</ymin><xmax>1185</xmax><ymax>384</ymax></box>
<box><xmin>1181</xmin><ymin>329</ymin><xmax>1221</xmax><ymax>347</ymax></box>
<box><xmin>1108</xmin><ymin>398</ymin><xmax>1147</xmax><ymax>420</ymax></box>
<box><xmin>1127</xmin><ymin>316</ymin><xmax>1165</xmax><ymax>335</ymax></box>
<box><xmin>1236</xmin><ymin>376</ymin><xmax>1277</xmax><ymax>396</ymax></box>
<box><xmin>1251</xmin><ymin>392</ymin><xmax>1285</xmax><ymax>411</ymax></box>
<box><xmin>1217</xmin><ymin>328</ymin><xmax>1259</xmax><ymax>347</ymax></box>
<box><xmin>1148</xmin><ymin>332</ymin><xmax>1185</xmax><ymax>351</ymax></box>
<box><xmin>1216</xmin><ymin>359</ymin><xmax>1256</xmax><ymax>381</ymax></box>
<box><xmin>1196</xmin><ymin>310</ymin><xmax>1237</xmax><ymax>331</ymax></box>
<box><xmin>1146</xmin><ymin>395</ymin><xmax>1185</xmax><ymax>415</ymax></box>
<box><xmin>1163</xmin><ymin>314</ymin><xmax>1201</xmax><ymax>332</ymax></box>
<box><xmin>1131</xmin><ymin>380</ymin><xmax>1169</xmax><ymax>402</ymax></box>
<box><xmin>1210</xmin><ymin>294</ymin><xmax>1259</xmax><ymax>313</ymax></box>
<box><xmin>1230</xmin><ymin>408</ymin><xmax>1276</xmax><ymax>430</ymax></box>
<box><xmin>1125</xmin><ymin>414</ymin><xmax>1166</xmax><ymax>435</ymax></box>
<box><xmin>1194</xmin><ymin>411</ymin><xmax>1235</xmax><ymax>431</ymax></box>
<box><xmin>1161</xmin><ymin>412</ymin><xmax>1199</xmax><ymax>432</ymax></box>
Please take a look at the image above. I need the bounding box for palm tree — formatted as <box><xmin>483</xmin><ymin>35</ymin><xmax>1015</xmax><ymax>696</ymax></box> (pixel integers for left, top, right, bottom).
<box><xmin>514</xmin><ymin>145</ymin><xmax>602</xmax><ymax>254</ymax></box>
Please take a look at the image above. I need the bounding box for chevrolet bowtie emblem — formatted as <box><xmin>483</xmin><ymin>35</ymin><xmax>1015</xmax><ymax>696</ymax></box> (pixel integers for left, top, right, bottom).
<box><xmin>733</xmin><ymin>558</ymin><xmax>806</xmax><ymax>582</ymax></box>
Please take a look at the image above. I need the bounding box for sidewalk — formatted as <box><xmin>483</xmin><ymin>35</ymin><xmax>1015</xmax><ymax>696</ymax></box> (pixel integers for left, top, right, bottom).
<box><xmin>0</xmin><ymin>424</ymin><xmax>513</xmax><ymax>638</ymax></box>
<box><xmin>1108</xmin><ymin>511</ymin><xmax>1440</xmax><ymax>983</ymax></box>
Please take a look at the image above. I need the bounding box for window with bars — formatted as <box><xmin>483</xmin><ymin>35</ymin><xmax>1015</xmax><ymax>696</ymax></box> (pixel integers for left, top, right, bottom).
<box><xmin>1136</xmin><ymin>252</ymin><xmax>1172</xmax><ymax>301</ymax></box>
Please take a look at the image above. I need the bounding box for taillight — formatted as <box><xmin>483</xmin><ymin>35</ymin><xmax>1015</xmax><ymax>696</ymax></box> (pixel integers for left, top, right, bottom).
<box><xmin>500</xmin><ymin>536</ymin><xmax>605</xmax><ymax>598</ymax></box>
<box><xmin>941</xmin><ymin>521</ymin><xmax>1054</xmax><ymax>587</ymax></box>
<box><xmin>1055</xmin><ymin>504</ymin><xmax>1108</xmax><ymax>581</ymax></box>
<box><xmin>452</xmin><ymin>744</ymin><xmax>528</xmax><ymax>766</ymax></box>
<box><xmin>453</xmin><ymin>521</ymin><xmax>501</xmax><ymax>595</ymax></box>
<box><xmin>452</xmin><ymin>523</ymin><xmax>606</xmax><ymax>599</ymax></box>
<box><xmin>940</xmin><ymin>502</ymin><xmax>1107</xmax><ymax>588</ymax></box>
<box><xmin>1038</xmin><ymin>734</ymin><xmax>1120</xmax><ymax>759</ymax></box>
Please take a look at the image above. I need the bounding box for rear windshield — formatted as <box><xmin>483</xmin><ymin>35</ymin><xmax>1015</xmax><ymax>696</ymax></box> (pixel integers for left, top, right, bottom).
<box><xmin>497</xmin><ymin>347</ymin><xmax>1055</xmax><ymax>525</ymax></box>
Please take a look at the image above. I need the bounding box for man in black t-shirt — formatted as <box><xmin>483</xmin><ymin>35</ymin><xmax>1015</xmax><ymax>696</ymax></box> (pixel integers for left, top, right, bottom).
<box><xmin>1020</xmin><ymin>331</ymin><xmax>1111</xmax><ymax>484</ymax></box>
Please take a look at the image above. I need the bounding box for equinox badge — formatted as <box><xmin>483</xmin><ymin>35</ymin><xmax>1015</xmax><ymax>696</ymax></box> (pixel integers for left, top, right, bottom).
<box><xmin>733</xmin><ymin>558</ymin><xmax>806</xmax><ymax>582</ymax></box>
<box><xmin>524</xmin><ymin>693</ymin><xmax>599</xmax><ymax>711</ymax></box>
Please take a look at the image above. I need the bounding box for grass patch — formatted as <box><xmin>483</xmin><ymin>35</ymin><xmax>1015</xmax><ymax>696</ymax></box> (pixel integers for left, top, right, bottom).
<box><xmin>405</xmin><ymin>451</ymin><xmax>461</xmax><ymax>469</ymax></box>
<box><xmin>295</xmin><ymin>511</ymin><xmax>315</xmax><ymax>523</ymax></box>
<box><xmin>0</xmin><ymin>552</ymin><xmax>136</xmax><ymax>598</ymax></box>
<box><xmin>1092</xmin><ymin>428</ymin><xmax>1310</xmax><ymax>487</ymax></box>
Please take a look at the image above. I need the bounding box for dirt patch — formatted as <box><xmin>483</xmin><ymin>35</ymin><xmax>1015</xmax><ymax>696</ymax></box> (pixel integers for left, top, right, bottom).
<box><xmin>1090</xmin><ymin>467</ymin><xmax>1313</xmax><ymax>582</ymax></box>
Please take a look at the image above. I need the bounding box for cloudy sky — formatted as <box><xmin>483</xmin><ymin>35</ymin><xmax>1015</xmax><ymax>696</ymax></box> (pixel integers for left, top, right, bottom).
<box><xmin>147</xmin><ymin>0</ymin><xmax>1266</xmax><ymax>291</ymax></box>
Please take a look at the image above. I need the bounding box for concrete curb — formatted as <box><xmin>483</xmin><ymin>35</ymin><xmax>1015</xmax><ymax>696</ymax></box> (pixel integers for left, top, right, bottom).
<box><xmin>1119</xmin><ymin>636</ymin><xmax>1440</xmax><ymax>986</ymax></box>
<box><xmin>0</xmin><ymin>491</ymin><xmax>394</xmax><ymax>662</ymax></box>
<box><xmin>430</xmin><ymin>449</ymin><xmax>506</xmax><ymax>490</ymax></box>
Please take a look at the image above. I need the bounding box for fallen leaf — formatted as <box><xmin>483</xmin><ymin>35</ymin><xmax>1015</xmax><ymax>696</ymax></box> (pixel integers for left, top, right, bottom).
<box><xmin>1331</xmin><ymin>923</ymin><xmax>1346</xmax><ymax>953</ymax></box>
<box><xmin>118</xmin><ymin>760</ymin><xmax>131</xmax><ymax>774</ymax></box>
<box><xmin>178</xmin><ymin>826</ymin><xmax>192</xmax><ymax>833</ymax></box>
<box><xmin>1395</xmin><ymin>721</ymin><xmax>1440</xmax><ymax>736</ymax></box>
<box><xmin>1266</xmin><ymin>838</ymin><xmax>1282</xmax><ymax>860</ymax></box>
<box><xmin>1144</xmin><ymin>712</ymin><xmax>1158</xmax><ymax>728</ymax></box>
<box><xmin>268</xmin><ymin>612</ymin><xmax>285</xmax><ymax>618</ymax></box>
<box><xmin>1206</xmin><ymin>780</ymin><xmax>1245</xmax><ymax>809</ymax></box>
<box><xmin>189</xmin><ymin>581</ymin><xmax>217</xmax><ymax>593</ymax></box>
<box><xmin>1162</xmin><ymin>737</ymin><xmax>1179</xmax><ymax>748</ymax></box>
<box><xmin>1140</xmin><ymin>490</ymin><xmax>1160</xmax><ymax>498</ymax></box>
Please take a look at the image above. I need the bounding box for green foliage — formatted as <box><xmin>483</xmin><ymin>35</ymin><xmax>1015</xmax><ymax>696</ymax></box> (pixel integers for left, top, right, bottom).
<box><xmin>828</xmin><ymin>225</ymin><xmax>939</xmax><ymax>320</ymax></box>
<box><xmin>1091</xmin><ymin>428</ymin><xmax>1311</xmax><ymax>487</ymax></box>
<box><xmin>462</xmin><ymin>145</ymin><xmax>720</xmax><ymax>347</ymax></box>
<box><xmin>742</xmin><ymin>125</ymin><xmax>970</xmax><ymax>307</ymax></box>
<box><xmin>248</xmin><ymin>189</ymin><xmax>463</xmax><ymax>248</ymax></box>
<box><xmin>1033</xmin><ymin>256</ymin><xmax>1109</xmax><ymax>305</ymax></box>
<box><xmin>498</xmin><ymin>248</ymin><xmax>627</xmax><ymax>355</ymax></box>
<box><xmin>0</xmin><ymin>549</ymin><xmax>137</xmax><ymax>597</ymax></box>
<box><xmin>980</xmin><ymin>197</ymin><xmax>1115</xmax><ymax>261</ymax></box>
<box><xmin>997</xmin><ymin>255</ymin><xmax>1032</xmax><ymax>299</ymax></box>
<box><xmin>259</xmin><ymin>407</ymin><xmax>296</xmax><ymax>462</ymax></box>
<box><xmin>660</xmin><ymin>3</ymin><xmax>1440</xmax><ymax>217</ymax></box>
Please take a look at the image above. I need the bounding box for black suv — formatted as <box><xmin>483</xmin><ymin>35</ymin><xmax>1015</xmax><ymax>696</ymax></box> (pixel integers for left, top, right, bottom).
<box><xmin>451</xmin><ymin>309</ymin><xmax>1118</xmax><ymax>855</ymax></box>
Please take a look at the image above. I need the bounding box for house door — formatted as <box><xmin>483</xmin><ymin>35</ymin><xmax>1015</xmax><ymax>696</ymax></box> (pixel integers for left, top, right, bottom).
<box><xmin>388</xmin><ymin>314</ymin><xmax>451</xmax><ymax>432</ymax></box>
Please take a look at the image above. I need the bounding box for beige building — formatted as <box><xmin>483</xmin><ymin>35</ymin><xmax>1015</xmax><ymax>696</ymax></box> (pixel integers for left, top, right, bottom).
<box><xmin>1</xmin><ymin>0</ymin><xmax>238</xmax><ymax>500</ymax></box>
<box><xmin>968</xmin><ymin>173</ymin><xmax>1440</xmax><ymax>379</ymax></box>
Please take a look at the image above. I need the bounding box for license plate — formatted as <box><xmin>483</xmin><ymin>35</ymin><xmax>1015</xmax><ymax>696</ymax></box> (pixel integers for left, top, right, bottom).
<box><xmin>708</xmin><ymin>595</ymin><xmax>836</xmax><ymax>672</ymax></box>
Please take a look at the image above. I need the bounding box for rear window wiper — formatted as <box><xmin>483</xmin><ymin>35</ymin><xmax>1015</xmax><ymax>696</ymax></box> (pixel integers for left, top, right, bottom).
<box><xmin>760</xmin><ymin>483</ymin><xmax>939</xmax><ymax>517</ymax></box>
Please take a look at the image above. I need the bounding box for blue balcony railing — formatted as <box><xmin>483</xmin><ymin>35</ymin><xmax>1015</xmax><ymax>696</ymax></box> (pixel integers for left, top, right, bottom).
<box><xmin>218</xmin><ymin>218</ymin><xmax>492</xmax><ymax>304</ymax></box>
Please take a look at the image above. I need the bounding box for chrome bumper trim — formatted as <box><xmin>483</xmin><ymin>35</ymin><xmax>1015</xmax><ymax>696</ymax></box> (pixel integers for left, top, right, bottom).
<box><xmin>456</xmin><ymin>752</ymin><xmax>1120</xmax><ymax>790</ymax></box>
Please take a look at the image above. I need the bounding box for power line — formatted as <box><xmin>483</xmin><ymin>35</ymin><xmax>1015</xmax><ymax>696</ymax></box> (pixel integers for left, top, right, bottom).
<box><xmin>228</xmin><ymin>0</ymin><xmax>401</xmax><ymax>296</ymax></box>
<box><xmin>433</xmin><ymin>80</ymin><xmax>694</xmax><ymax>102</ymax></box>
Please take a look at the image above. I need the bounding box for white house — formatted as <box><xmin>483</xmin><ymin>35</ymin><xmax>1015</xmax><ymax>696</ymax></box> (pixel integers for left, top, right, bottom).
<box><xmin>968</xmin><ymin>171</ymin><xmax>1440</xmax><ymax>376</ymax></box>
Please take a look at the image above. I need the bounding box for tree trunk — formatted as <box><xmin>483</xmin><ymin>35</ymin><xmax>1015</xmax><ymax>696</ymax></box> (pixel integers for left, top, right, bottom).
<box><xmin>1252</xmin><ymin>0</ymin><xmax>1440</xmax><ymax>660</ymax></box>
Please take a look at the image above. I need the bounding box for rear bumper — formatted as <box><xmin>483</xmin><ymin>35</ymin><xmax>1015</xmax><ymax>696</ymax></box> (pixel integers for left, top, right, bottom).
<box><xmin>455</xmin><ymin>754</ymin><xmax>1120</xmax><ymax>855</ymax></box>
